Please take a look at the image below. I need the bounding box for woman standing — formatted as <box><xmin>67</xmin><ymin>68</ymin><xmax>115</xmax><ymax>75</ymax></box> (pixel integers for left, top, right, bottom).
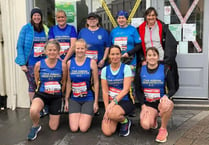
<box><xmin>64</xmin><ymin>39</ymin><xmax>99</xmax><ymax>132</ymax></box>
<box><xmin>127</xmin><ymin>7</ymin><xmax>179</xmax><ymax>91</ymax></box>
<box><xmin>15</xmin><ymin>7</ymin><xmax>48</xmax><ymax>102</ymax></box>
<box><xmin>101</xmin><ymin>45</ymin><xmax>135</xmax><ymax>137</ymax></box>
<box><xmin>78</xmin><ymin>12</ymin><xmax>110</xmax><ymax>71</ymax></box>
<box><xmin>110</xmin><ymin>10</ymin><xmax>141</xmax><ymax>68</ymax></box>
<box><xmin>135</xmin><ymin>47</ymin><xmax>176</xmax><ymax>143</ymax></box>
<box><xmin>48</xmin><ymin>10</ymin><xmax>77</xmax><ymax>62</ymax></box>
<box><xmin>27</xmin><ymin>40</ymin><xmax>67</xmax><ymax>141</ymax></box>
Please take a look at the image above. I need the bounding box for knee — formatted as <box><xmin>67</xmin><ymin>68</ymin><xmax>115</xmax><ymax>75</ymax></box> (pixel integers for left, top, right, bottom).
<box><xmin>107</xmin><ymin>110</ymin><xmax>120</xmax><ymax>120</ymax></box>
<box><xmin>159</xmin><ymin>101</ymin><xmax>174</xmax><ymax>113</ymax></box>
<box><xmin>30</xmin><ymin>107</ymin><xmax>40</xmax><ymax>116</ymax></box>
<box><xmin>102</xmin><ymin>129</ymin><xmax>113</xmax><ymax>137</ymax></box>
<box><xmin>49</xmin><ymin>124</ymin><xmax>59</xmax><ymax>131</ymax></box>
<box><xmin>140</xmin><ymin>120</ymin><xmax>151</xmax><ymax>130</ymax></box>
<box><xmin>80</xmin><ymin>126</ymin><xmax>89</xmax><ymax>133</ymax></box>
<box><xmin>70</xmin><ymin>125</ymin><xmax>79</xmax><ymax>132</ymax></box>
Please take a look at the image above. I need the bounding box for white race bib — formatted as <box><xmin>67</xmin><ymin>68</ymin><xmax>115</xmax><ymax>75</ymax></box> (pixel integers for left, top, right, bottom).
<box><xmin>85</xmin><ymin>50</ymin><xmax>98</xmax><ymax>61</ymax></box>
<box><xmin>72</xmin><ymin>82</ymin><xmax>88</xmax><ymax>97</ymax></box>
<box><xmin>144</xmin><ymin>88</ymin><xmax>161</xmax><ymax>102</ymax></box>
<box><xmin>44</xmin><ymin>81</ymin><xmax>61</xmax><ymax>94</ymax></box>
<box><xmin>60</xmin><ymin>42</ymin><xmax>70</xmax><ymax>55</ymax></box>
<box><xmin>34</xmin><ymin>43</ymin><xmax>45</xmax><ymax>57</ymax></box>
<box><xmin>114</xmin><ymin>37</ymin><xmax>128</xmax><ymax>52</ymax></box>
<box><xmin>108</xmin><ymin>87</ymin><xmax>121</xmax><ymax>100</ymax></box>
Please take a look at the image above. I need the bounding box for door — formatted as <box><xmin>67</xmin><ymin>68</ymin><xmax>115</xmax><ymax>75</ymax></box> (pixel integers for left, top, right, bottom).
<box><xmin>154</xmin><ymin>0</ymin><xmax>209</xmax><ymax>98</ymax></box>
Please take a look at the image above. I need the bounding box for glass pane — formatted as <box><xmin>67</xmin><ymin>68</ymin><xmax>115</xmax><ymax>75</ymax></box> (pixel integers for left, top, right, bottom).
<box><xmin>164</xmin><ymin>0</ymin><xmax>204</xmax><ymax>53</ymax></box>
<box><xmin>34</xmin><ymin>0</ymin><xmax>146</xmax><ymax>32</ymax></box>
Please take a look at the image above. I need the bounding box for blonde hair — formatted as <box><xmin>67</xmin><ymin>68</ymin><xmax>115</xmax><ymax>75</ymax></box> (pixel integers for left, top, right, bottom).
<box><xmin>56</xmin><ymin>9</ymin><xmax>66</xmax><ymax>17</ymax></box>
<box><xmin>44</xmin><ymin>40</ymin><xmax>61</xmax><ymax>51</ymax></box>
<box><xmin>74</xmin><ymin>39</ymin><xmax>87</xmax><ymax>49</ymax></box>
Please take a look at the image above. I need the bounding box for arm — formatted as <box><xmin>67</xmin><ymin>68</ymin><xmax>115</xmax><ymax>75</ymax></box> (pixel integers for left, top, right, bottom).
<box><xmin>34</xmin><ymin>61</ymin><xmax>40</xmax><ymax>86</ymax></box>
<box><xmin>48</xmin><ymin>27</ymin><xmax>55</xmax><ymax>40</ymax></box>
<box><xmin>126</xmin><ymin>43</ymin><xmax>141</xmax><ymax>56</ymax></box>
<box><xmin>15</xmin><ymin>25</ymin><xmax>27</xmax><ymax>66</ymax></box>
<box><xmin>115</xmin><ymin>76</ymin><xmax>132</xmax><ymax>102</ymax></box>
<box><xmin>101</xmin><ymin>78</ymin><xmax>109</xmax><ymax>110</ymax></box>
<box><xmin>134</xmin><ymin>66</ymin><xmax>145</xmax><ymax>107</ymax></box>
<box><xmin>98</xmin><ymin>47</ymin><xmax>109</xmax><ymax>68</ymax></box>
<box><xmin>64</xmin><ymin>61</ymin><xmax>72</xmax><ymax>111</ymax></box>
<box><xmin>165</xmin><ymin>67</ymin><xmax>177</xmax><ymax>98</ymax></box>
<box><xmin>125</xmin><ymin>43</ymin><xmax>145</xmax><ymax>64</ymax></box>
<box><xmin>63</xmin><ymin>37</ymin><xmax>77</xmax><ymax>62</ymax></box>
<box><xmin>61</xmin><ymin>61</ymin><xmax>67</xmax><ymax>93</ymax></box>
<box><xmin>91</xmin><ymin>59</ymin><xmax>99</xmax><ymax>113</ymax></box>
<box><xmin>163</xmin><ymin>24</ymin><xmax>178</xmax><ymax>66</ymax></box>
<box><xmin>113</xmin><ymin>65</ymin><xmax>133</xmax><ymax>103</ymax></box>
<box><xmin>101</xmin><ymin>67</ymin><xmax>109</xmax><ymax>110</ymax></box>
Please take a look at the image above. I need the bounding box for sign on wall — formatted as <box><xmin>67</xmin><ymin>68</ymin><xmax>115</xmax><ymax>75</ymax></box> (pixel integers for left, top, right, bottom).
<box><xmin>55</xmin><ymin>0</ymin><xmax>77</xmax><ymax>29</ymax></box>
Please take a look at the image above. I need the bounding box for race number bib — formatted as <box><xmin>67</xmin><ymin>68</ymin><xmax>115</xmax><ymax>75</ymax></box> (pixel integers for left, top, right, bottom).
<box><xmin>44</xmin><ymin>81</ymin><xmax>61</xmax><ymax>94</ymax></box>
<box><xmin>34</xmin><ymin>43</ymin><xmax>45</xmax><ymax>57</ymax></box>
<box><xmin>85</xmin><ymin>50</ymin><xmax>98</xmax><ymax>61</ymax></box>
<box><xmin>108</xmin><ymin>87</ymin><xmax>121</xmax><ymax>100</ymax></box>
<box><xmin>60</xmin><ymin>42</ymin><xmax>70</xmax><ymax>55</ymax></box>
<box><xmin>144</xmin><ymin>88</ymin><xmax>161</xmax><ymax>102</ymax></box>
<box><xmin>114</xmin><ymin>37</ymin><xmax>128</xmax><ymax>52</ymax></box>
<box><xmin>72</xmin><ymin>82</ymin><xmax>88</xmax><ymax>97</ymax></box>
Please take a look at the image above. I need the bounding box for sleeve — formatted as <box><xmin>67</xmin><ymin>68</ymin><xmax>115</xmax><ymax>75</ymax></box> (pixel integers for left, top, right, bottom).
<box><xmin>77</xmin><ymin>29</ymin><xmax>82</xmax><ymax>39</ymax></box>
<box><xmin>104</xmin><ymin>29</ymin><xmax>111</xmax><ymax>48</ymax></box>
<box><xmin>100</xmin><ymin>67</ymin><xmax>107</xmax><ymax>80</ymax></box>
<box><xmin>124</xmin><ymin>65</ymin><xmax>133</xmax><ymax>77</ymax></box>
<box><xmin>110</xmin><ymin>30</ymin><xmax>114</xmax><ymax>45</ymax></box>
<box><xmin>133</xmin><ymin>27</ymin><xmax>141</xmax><ymax>43</ymax></box>
<box><xmin>70</xmin><ymin>26</ymin><xmax>77</xmax><ymax>38</ymax></box>
<box><xmin>127</xmin><ymin>43</ymin><xmax>144</xmax><ymax>63</ymax></box>
<box><xmin>134</xmin><ymin>66</ymin><xmax>145</xmax><ymax>106</ymax></box>
<box><xmin>163</xmin><ymin>24</ymin><xmax>178</xmax><ymax>66</ymax></box>
<box><xmin>48</xmin><ymin>27</ymin><xmax>54</xmax><ymax>40</ymax></box>
<box><xmin>15</xmin><ymin>25</ymin><xmax>27</xmax><ymax>66</ymax></box>
<box><xmin>165</xmin><ymin>66</ymin><xmax>177</xmax><ymax>98</ymax></box>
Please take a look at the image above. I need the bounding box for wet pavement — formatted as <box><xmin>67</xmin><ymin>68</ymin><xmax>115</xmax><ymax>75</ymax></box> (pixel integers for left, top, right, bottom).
<box><xmin>0</xmin><ymin>105</ymin><xmax>209</xmax><ymax>145</ymax></box>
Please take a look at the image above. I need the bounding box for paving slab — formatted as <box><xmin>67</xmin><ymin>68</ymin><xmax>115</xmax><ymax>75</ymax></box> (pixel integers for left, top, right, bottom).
<box><xmin>0</xmin><ymin>107</ymin><xmax>208</xmax><ymax>145</ymax></box>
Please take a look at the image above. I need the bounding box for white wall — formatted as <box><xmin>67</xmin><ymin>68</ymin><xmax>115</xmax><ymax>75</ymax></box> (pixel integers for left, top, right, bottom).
<box><xmin>0</xmin><ymin>0</ymin><xmax>30</xmax><ymax>109</ymax></box>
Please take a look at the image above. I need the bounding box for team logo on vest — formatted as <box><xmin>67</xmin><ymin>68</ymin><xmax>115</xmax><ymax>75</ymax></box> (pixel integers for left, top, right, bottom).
<box><xmin>98</xmin><ymin>35</ymin><xmax>102</xmax><ymax>40</ymax></box>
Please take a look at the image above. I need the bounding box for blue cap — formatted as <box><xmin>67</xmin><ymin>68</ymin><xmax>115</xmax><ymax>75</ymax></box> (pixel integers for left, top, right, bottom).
<box><xmin>116</xmin><ymin>10</ymin><xmax>129</xmax><ymax>19</ymax></box>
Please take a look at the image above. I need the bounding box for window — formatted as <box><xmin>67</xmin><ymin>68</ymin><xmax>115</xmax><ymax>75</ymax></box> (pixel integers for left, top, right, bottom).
<box><xmin>164</xmin><ymin>0</ymin><xmax>203</xmax><ymax>53</ymax></box>
<box><xmin>34</xmin><ymin>0</ymin><xmax>146</xmax><ymax>33</ymax></box>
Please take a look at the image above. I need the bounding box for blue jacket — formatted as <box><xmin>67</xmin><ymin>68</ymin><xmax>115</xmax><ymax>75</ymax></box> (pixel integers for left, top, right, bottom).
<box><xmin>15</xmin><ymin>23</ymin><xmax>49</xmax><ymax>66</ymax></box>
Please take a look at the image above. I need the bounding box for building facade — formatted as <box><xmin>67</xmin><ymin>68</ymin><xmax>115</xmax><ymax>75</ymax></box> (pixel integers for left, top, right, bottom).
<box><xmin>0</xmin><ymin>0</ymin><xmax>208</xmax><ymax>109</ymax></box>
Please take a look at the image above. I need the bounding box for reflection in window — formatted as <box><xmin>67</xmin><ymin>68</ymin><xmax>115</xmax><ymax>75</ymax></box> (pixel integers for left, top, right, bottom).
<box><xmin>164</xmin><ymin>0</ymin><xmax>203</xmax><ymax>53</ymax></box>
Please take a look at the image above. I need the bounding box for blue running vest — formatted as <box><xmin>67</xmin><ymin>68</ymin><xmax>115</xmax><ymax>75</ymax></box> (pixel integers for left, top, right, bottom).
<box><xmin>140</xmin><ymin>64</ymin><xmax>165</xmax><ymax>102</ymax></box>
<box><xmin>70</xmin><ymin>57</ymin><xmax>93</xmax><ymax>101</ymax></box>
<box><xmin>39</xmin><ymin>59</ymin><xmax>62</xmax><ymax>95</ymax></box>
<box><xmin>106</xmin><ymin>63</ymin><xmax>129</xmax><ymax>101</ymax></box>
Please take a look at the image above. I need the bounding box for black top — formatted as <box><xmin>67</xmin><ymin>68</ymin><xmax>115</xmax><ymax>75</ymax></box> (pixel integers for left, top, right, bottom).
<box><xmin>134</xmin><ymin>63</ymin><xmax>176</xmax><ymax>107</ymax></box>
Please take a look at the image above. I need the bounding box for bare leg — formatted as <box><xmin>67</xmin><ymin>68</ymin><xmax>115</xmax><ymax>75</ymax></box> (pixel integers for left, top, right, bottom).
<box><xmin>140</xmin><ymin>106</ymin><xmax>158</xmax><ymax>130</ymax></box>
<box><xmin>49</xmin><ymin>115</ymin><xmax>60</xmax><ymax>130</ymax></box>
<box><xmin>30</xmin><ymin>98</ymin><xmax>44</xmax><ymax>127</ymax></box>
